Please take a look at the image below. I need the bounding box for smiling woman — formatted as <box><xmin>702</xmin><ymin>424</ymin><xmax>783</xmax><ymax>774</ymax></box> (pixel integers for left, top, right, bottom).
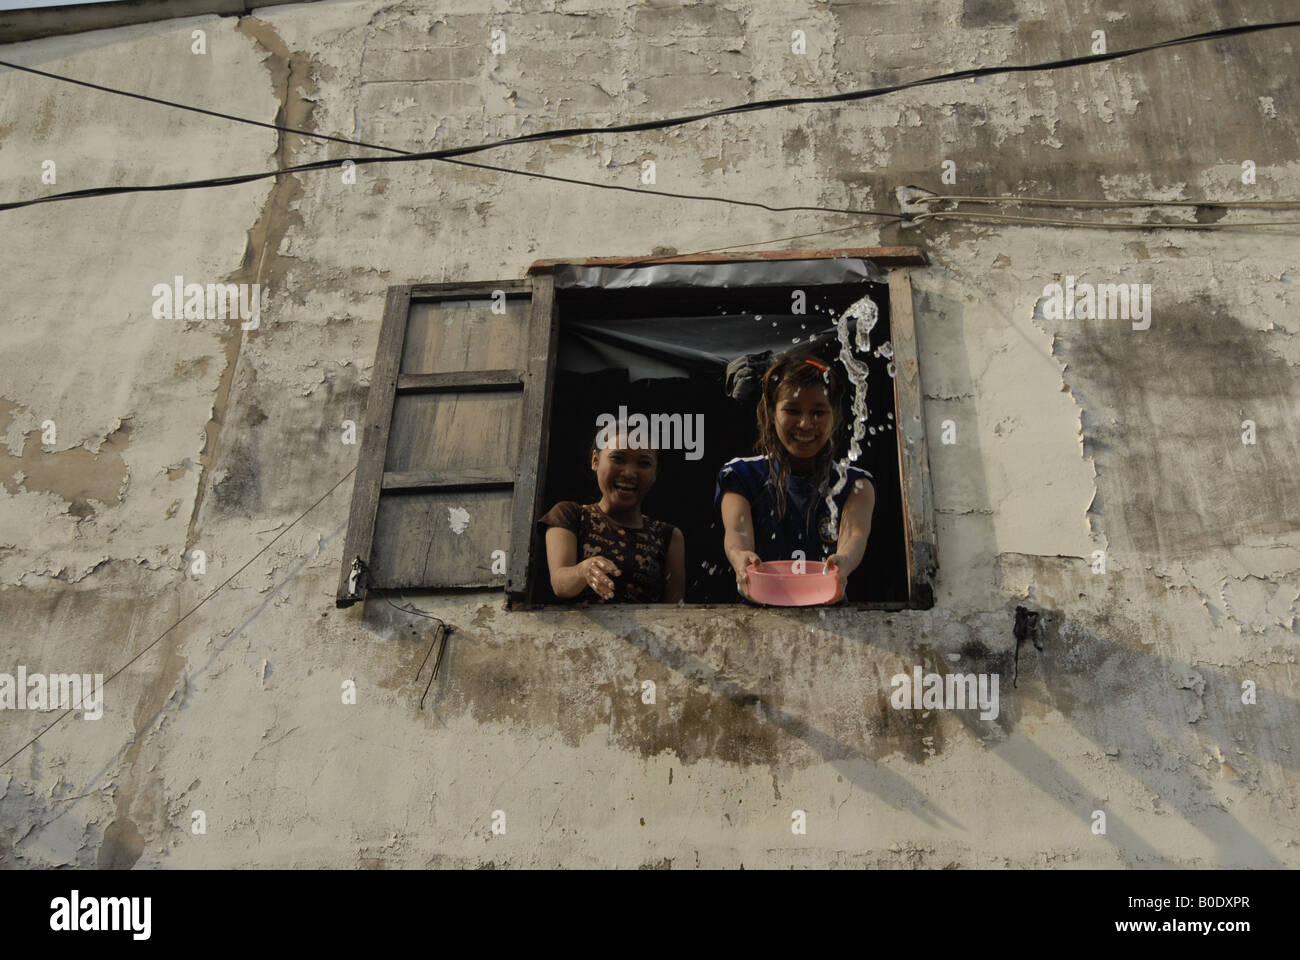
<box><xmin>718</xmin><ymin>351</ymin><xmax>876</xmax><ymax>604</ymax></box>
<box><xmin>539</xmin><ymin>422</ymin><xmax>685</xmax><ymax>603</ymax></box>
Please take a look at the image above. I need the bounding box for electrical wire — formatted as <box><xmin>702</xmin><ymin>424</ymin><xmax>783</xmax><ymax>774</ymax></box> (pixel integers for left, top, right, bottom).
<box><xmin>0</xmin><ymin>56</ymin><xmax>896</xmax><ymax>219</ymax></box>
<box><xmin>384</xmin><ymin>596</ymin><xmax>450</xmax><ymax>709</ymax></box>
<box><xmin>385</xmin><ymin>594</ymin><xmax>446</xmax><ymax>623</ymax></box>
<box><xmin>600</xmin><ymin>222</ymin><xmax>873</xmax><ymax>268</ymax></box>
<box><xmin>2</xmin><ymin>18</ymin><xmax>1298</xmax><ymax>215</ymax></box>
<box><xmin>438</xmin><ymin>157</ymin><xmax>902</xmax><ymax>220</ymax></box>
<box><xmin>4</xmin><ymin>18</ymin><xmax>1297</xmax><ymax>162</ymax></box>
<box><xmin>0</xmin><ymin>147</ymin><xmax>904</xmax><ymax>220</ymax></box>
<box><xmin>917</xmin><ymin>194</ymin><xmax>1300</xmax><ymax>209</ymax></box>
<box><xmin>0</xmin><ymin>465</ymin><xmax>357</xmax><ymax>769</ymax></box>
<box><xmin>0</xmin><ymin>56</ymin><xmax>399</xmax><ymax>154</ymax></box>
<box><xmin>911</xmin><ymin>210</ymin><xmax>1300</xmax><ymax>230</ymax></box>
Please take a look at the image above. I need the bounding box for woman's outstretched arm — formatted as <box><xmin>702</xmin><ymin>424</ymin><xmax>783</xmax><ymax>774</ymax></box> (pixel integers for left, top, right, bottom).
<box><xmin>720</xmin><ymin>491</ymin><xmax>761</xmax><ymax>600</ymax></box>
<box><xmin>824</xmin><ymin>480</ymin><xmax>875</xmax><ymax>600</ymax></box>
<box><xmin>546</xmin><ymin>525</ymin><xmax>619</xmax><ymax>599</ymax></box>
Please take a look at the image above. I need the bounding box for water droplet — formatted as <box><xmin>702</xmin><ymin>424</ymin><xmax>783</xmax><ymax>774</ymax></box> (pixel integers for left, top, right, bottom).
<box><xmin>792</xmin><ymin>337</ymin><xmax>801</xmax><ymax>343</ymax></box>
<box><xmin>755</xmin><ymin>315</ymin><xmax>762</xmax><ymax>321</ymax></box>
<box><xmin>849</xmin><ymin>299</ymin><xmax>878</xmax><ymax>352</ymax></box>
<box><xmin>868</xmin><ymin>426</ymin><xmax>876</xmax><ymax>435</ymax></box>
<box><xmin>886</xmin><ymin>412</ymin><xmax>893</xmax><ymax>419</ymax></box>
<box><xmin>887</xmin><ymin>361</ymin><xmax>897</xmax><ymax>378</ymax></box>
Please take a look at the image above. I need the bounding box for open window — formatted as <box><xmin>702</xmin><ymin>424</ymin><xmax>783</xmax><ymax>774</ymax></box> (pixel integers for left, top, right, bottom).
<box><xmin>338</xmin><ymin>248</ymin><xmax>935</xmax><ymax>611</ymax></box>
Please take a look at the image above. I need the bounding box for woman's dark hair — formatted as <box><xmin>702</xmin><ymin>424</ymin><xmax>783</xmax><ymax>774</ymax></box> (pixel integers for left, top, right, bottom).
<box><xmin>754</xmin><ymin>351</ymin><xmax>845</xmax><ymax>518</ymax></box>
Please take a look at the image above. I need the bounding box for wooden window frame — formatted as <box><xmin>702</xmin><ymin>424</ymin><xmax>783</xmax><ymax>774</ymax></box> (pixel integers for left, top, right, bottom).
<box><xmin>337</xmin><ymin>248</ymin><xmax>936</xmax><ymax>611</ymax></box>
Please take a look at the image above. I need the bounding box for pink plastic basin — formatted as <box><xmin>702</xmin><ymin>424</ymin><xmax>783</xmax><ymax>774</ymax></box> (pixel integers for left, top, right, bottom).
<box><xmin>746</xmin><ymin>560</ymin><xmax>839</xmax><ymax>606</ymax></box>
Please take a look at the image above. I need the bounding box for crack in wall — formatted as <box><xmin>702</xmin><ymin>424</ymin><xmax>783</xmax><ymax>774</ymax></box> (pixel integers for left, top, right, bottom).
<box><xmin>94</xmin><ymin>14</ymin><xmax>323</xmax><ymax>872</ymax></box>
<box><xmin>185</xmin><ymin>16</ymin><xmax>319</xmax><ymax>554</ymax></box>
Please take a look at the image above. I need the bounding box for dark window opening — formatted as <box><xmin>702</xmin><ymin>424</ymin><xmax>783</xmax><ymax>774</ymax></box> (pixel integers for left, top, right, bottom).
<box><xmin>533</xmin><ymin>279</ymin><xmax>909</xmax><ymax>605</ymax></box>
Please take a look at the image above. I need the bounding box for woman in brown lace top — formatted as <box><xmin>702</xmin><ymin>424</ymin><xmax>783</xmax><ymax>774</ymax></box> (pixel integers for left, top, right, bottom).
<box><xmin>540</xmin><ymin>428</ymin><xmax>685</xmax><ymax>603</ymax></box>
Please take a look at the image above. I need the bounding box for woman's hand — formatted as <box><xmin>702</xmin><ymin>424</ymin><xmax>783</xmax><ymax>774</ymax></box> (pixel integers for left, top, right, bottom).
<box><xmin>580</xmin><ymin>556</ymin><xmax>620</xmax><ymax>600</ymax></box>
<box><xmin>721</xmin><ymin>492</ymin><xmax>760</xmax><ymax>600</ymax></box>
<box><xmin>823</xmin><ymin>480</ymin><xmax>874</xmax><ymax>604</ymax></box>
<box><xmin>730</xmin><ymin>550</ymin><xmax>762</xmax><ymax>600</ymax></box>
<box><xmin>823</xmin><ymin>554</ymin><xmax>849</xmax><ymax>603</ymax></box>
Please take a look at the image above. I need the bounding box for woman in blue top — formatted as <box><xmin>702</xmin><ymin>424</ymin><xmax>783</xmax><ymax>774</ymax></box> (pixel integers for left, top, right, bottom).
<box><xmin>715</xmin><ymin>351</ymin><xmax>875</xmax><ymax>603</ymax></box>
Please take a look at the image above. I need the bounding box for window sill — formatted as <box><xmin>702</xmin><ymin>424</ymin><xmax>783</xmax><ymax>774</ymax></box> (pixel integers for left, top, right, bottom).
<box><xmin>506</xmin><ymin>600</ymin><xmax>921</xmax><ymax>613</ymax></box>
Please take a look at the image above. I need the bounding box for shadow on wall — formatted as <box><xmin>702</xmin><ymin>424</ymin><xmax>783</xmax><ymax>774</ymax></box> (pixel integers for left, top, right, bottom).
<box><xmin>1054</xmin><ymin>294</ymin><xmax>1300</xmax><ymax>559</ymax></box>
<box><xmin>763</xmin><ymin>593</ymin><xmax>1295</xmax><ymax>866</ymax></box>
<box><xmin>399</xmin><ymin>592</ymin><xmax>1298</xmax><ymax>866</ymax></box>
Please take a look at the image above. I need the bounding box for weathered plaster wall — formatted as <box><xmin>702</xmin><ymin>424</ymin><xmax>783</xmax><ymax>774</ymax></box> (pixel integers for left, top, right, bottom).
<box><xmin>1</xmin><ymin>0</ymin><xmax>1296</xmax><ymax>868</ymax></box>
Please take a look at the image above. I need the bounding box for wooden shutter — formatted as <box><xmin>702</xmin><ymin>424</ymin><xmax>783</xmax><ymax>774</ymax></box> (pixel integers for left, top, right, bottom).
<box><xmin>336</xmin><ymin>276</ymin><xmax>558</xmax><ymax>606</ymax></box>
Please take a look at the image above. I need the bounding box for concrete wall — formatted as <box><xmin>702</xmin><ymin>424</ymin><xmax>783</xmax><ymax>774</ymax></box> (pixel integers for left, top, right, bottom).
<box><xmin>1</xmin><ymin>0</ymin><xmax>1297</xmax><ymax>868</ymax></box>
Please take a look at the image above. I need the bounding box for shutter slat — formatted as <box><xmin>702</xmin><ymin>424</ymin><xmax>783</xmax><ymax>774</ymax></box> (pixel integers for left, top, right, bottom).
<box><xmin>396</xmin><ymin>370</ymin><xmax>525</xmax><ymax>394</ymax></box>
<box><xmin>382</xmin><ymin>469</ymin><xmax>515</xmax><ymax>492</ymax></box>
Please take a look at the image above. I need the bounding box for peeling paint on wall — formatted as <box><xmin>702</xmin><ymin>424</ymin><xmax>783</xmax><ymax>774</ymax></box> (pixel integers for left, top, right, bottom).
<box><xmin>1</xmin><ymin>0</ymin><xmax>1298</xmax><ymax>869</ymax></box>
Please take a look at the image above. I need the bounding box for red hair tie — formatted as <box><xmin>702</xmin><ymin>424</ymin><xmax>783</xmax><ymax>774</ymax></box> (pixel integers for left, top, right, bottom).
<box><xmin>804</xmin><ymin>358</ymin><xmax>828</xmax><ymax>372</ymax></box>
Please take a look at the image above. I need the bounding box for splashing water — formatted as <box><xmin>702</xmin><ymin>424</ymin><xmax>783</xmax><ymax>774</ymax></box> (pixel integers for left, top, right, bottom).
<box><xmin>875</xmin><ymin>340</ymin><xmax>894</xmax><ymax>360</ymax></box>
<box><xmin>824</xmin><ymin>293</ymin><xmax>878</xmax><ymax>537</ymax></box>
